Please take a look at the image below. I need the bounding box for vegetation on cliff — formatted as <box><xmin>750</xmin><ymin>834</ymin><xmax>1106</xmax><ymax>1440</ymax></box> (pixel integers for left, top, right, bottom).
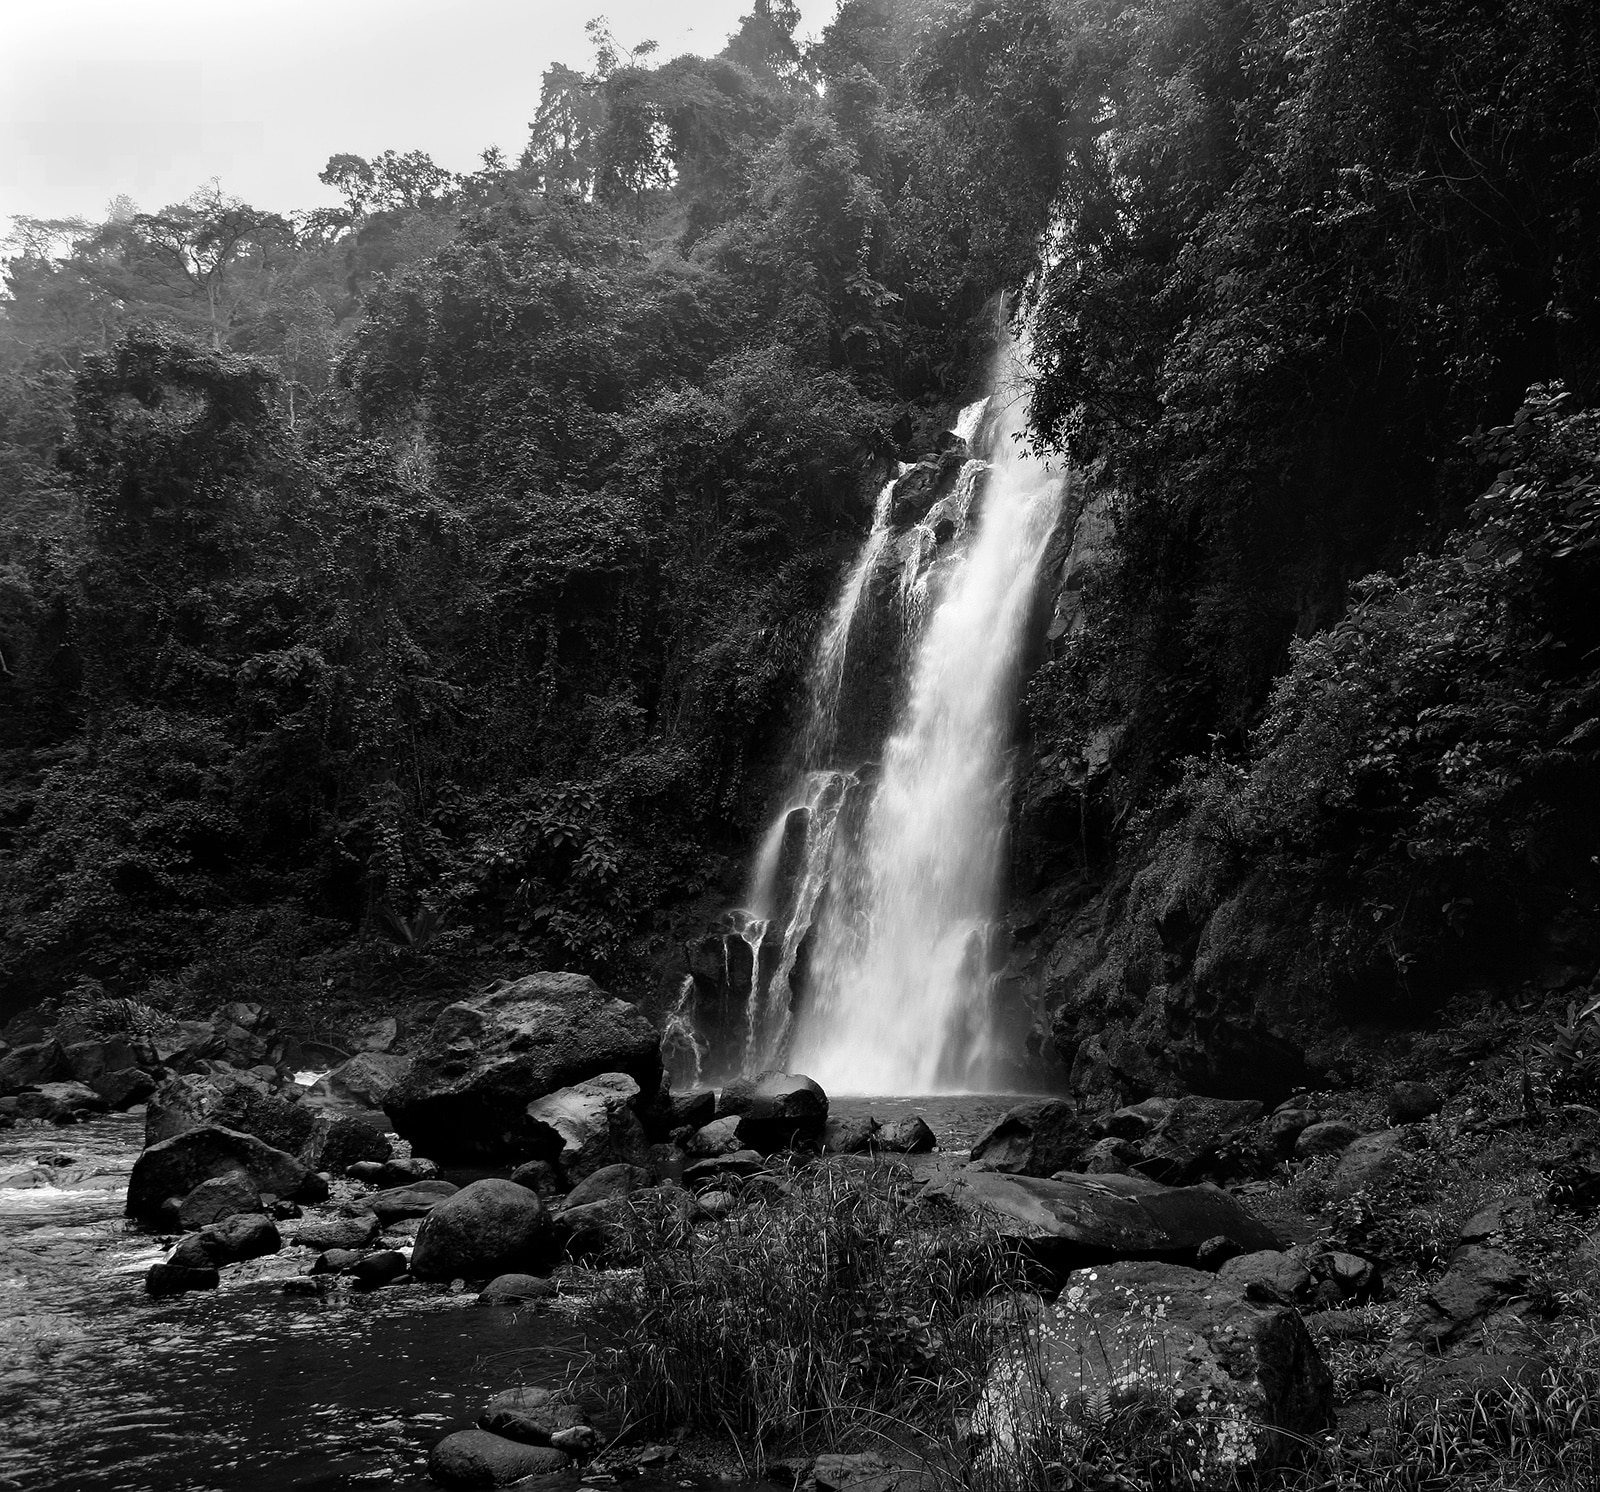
<box><xmin>3</xmin><ymin>0</ymin><xmax>1599</xmax><ymax>1061</ymax></box>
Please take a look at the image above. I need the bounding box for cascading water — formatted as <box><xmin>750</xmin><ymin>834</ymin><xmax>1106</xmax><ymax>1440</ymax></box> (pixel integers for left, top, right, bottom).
<box><xmin>712</xmin><ymin>478</ymin><xmax>898</xmax><ymax>1075</ymax></box>
<box><xmin>789</xmin><ymin>333</ymin><xmax>1065</xmax><ymax>1091</ymax></box>
<box><xmin>690</xmin><ymin>328</ymin><xmax>1065</xmax><ymax>1091</ymax></box>
<box><xmin>797</xmin><ymin>476</ymin><xmax>899</xmax><ymax>768</ymax></box>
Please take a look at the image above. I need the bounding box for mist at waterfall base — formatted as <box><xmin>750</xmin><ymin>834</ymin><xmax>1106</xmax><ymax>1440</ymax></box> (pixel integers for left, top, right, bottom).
<box><xmin>664</xmin><ymin>334</ymin><xmax>1066</xmax><ymax>1096</ymax></box>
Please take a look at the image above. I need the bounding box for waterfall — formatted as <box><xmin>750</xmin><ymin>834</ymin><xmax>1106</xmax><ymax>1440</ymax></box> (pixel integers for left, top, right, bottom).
<box><xmin>797</xmin><ymin>476</ymin><xmax>899</xmax><ymax>770</ymax></box>
<box><xmin>694</xmin><ymin>329</ymin><xmax>1064</xmax><ymax>1093</ymax></box>
<box><xmin>790</xmin><ymin>334</ymin><xmax>1064</xmax><ymax>1092</ymax></box>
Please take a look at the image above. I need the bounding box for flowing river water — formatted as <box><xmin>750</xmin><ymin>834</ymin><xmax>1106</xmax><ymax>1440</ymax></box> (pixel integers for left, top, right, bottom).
<box><xmin>0</xmin><ymin>1097</ymin><xmax>1016</xmax><ymax>1491</ymax></box>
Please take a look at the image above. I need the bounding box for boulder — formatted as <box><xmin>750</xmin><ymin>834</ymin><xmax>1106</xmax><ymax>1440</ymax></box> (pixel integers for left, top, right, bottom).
<box><xmin>377</xmin><ymin>1156</ymin><xmax>440</xmax><ymax>1186</ymax></box>
<box><xmin>667</xmin><ymin>1089</ymin><xmax>716</xmax><ymax>1132</ymax></box>
<box><xmin>683</xmin><ymin>1150</ymin><xmax>767</xmax><ymax>1185</ymax></box>
<box><xmin>971</xmin><ymin>1098</ymin><xmax>1095</xmax><ymax>1178</ymax></box>
<box><xmin>1265</xmin><ymin>1107</ymin><xmax>1314</xmax><ymax>1153</ymax></box>
<box><xmin>410</xmin><ymin>1178</ymin><xmax>558</xmax><ymax>1281</ymax></box>
<box><xmin>976</xmin><ymin>1262</ymin><xmax>1332</xmax><ymax>1470</ymax></box>
<box><xmin>145</xmin><ymin>1070</ymin><xmax>315</xmax><ymax>1156</ymax></box>
<box><xmin>508</xmin><ymin>1159</ymin><xmax>562</xmax><ymax>1198</ymax></box>
<box><xmin>1387</xmin><ymin>1246</ymin><xmax>1535</xmax><ymax>1368</ymax></box>
<box><xmin>477</xmin><ymin>1273</ymin><xmax>557</xmax><ymax>1306</ymax></box>
<box><xmin>1218</xmin><ymin>1249</ymin><xmax>1314</xmax><ymax>1306</ymax></box>
<box><xmin>877</xmin><ymin>1117</ymin><xmax>936</xmax><ymax>1154</ymax></box>
<box><xmin>364</xmin><ymin>1180</ymin><xmax>459</xmax><ymax>1224</ymax></box>
<box><xmin>92</xmin><ymin>1068</ymin><xmax>158</xmax><ymax>1110</ymax></box>
<box><xmin>146</xmin><ymin>1260</ymin><xmax>219</xmax><ymax>1295</ymax></box>
<box><xmin>347</xmin><ymin>1249</ymin><xmax>408</xmax><ymax>1288</ymax></box>
<box><xmin>176</xmin><ymin>1171</ymin><xmax>262</xmax><ymax>1230</ymax></box>
<box><xmin>308</xmin><ymin>1052</ymin><xmax>412</xmax><ymax>1110</ymax></box>
<box><xmin>0</xmin><ymin>1039</ymin><xmax>66</xmax><ymax>1095</ymax></box>
<box><xmin>428</xmin><ymin>1428</ymin><xmax>569</xmax><ymax>1488</ymax></box>
<box><xmin>1195</xmin><ymin>1235</ymin><xmax>1247</xmax><ymax>1270</ymax></box>
<box><xmin>384</xmin><ymin>972</ymin><xmax>661</xmax><ymax>1159</ymax></box>
<box><xmin>62</xmin><ymin>1037</ymin><xmax>144</xmax><ymax>1084</ymax></box>
<box><xmin>345</xmin><ymin>1161</ymin><xmax>387</xmax><ymax>1184</ymax></box>
<box><xmin>1293</xmin><ymin>1120</ymin><xmax>1360</xmax><ymax>1159</ymax></box>
<box><xmin>312</xmin><ymin>1248</ymin><xmax>367</xmax><ymax>1274</ymax></box>
<box><xmin>299</xmin><ymin>1105</ymin><xmax>393</xmax><ymax>1174</ymax></box>
<box><xmin>685</xmin><ymin>1116</ymin><xmax>742</xmax><ymax>1158</ymax></box>
<box><xmin>926</xmin><ymin>1169</ymin><xmax>1282</xmax><ymax>1274</ymax></box>
<box><xmin>523</xmin><ymin>1073</ymin><xmax>650</xmax><ymax>1183</ymax></box>
<box><xmin>353</xmin><ymin>1016</ymin><xmax>399</xmax><ymax>1053</ymax></box>
<box><xmin>1106</xmin><ymin>1095</ymin><xmax>1266</xmax><ymax>1184</ymax></box>
<box><xmin>550</xmin><ymin>1425</ymin><xmax>597</xmax><ymax>1459</ymax></box>
<box><xmin>562</xmin><ymin>1162</ymin><xmax>654</xmax><ymax>1210</ymax></box>
<box><xmin>1329</xmin><ymin>1129</ymin><xmax>1415</xmax><ymax>1198</ymax></box>
<box><xmin>807</xmin><ymin>1453</ymin><xmax>921</xmax><ymax>1492</ymax></box>
<box><xmin>823</xmin><ymin>1115</ymin><xmax>881</xmax><ymax>1154</ymax></box>
<box><xmin>1075</xmin><ymin>1137</ymin><xmax>1139</xmax><ymax>1174</ymax></box>
<box><xmin>207</xmin><ymin>1004</ymin><xmax>275</xmax><ymax>1067</ymax></box>
<box><xmin>126</xmin><ymin>1125</ymin><xmax>321</xmax><ymax>1225</ymax></box>
<box><xmin>728</xmin><ymin>1072</ymin><xmax>828</xmax><ymax>1152</ymax></box>
<box><xmin>1388</xmin><ymin>1081</ymin><xmax>1445</xmax><ymax>1125</ymax></box>
<box><xmin>15</xmin><ymin>1081</ymin><xmax>108</xmax><ymax>1123</ymax></box>
<box><xmin>557</xmin><ymin>1184</ymin><xmax>695</xmax><ymax>1263</ymax></box>
<box><xmin>201</xmin><ymin>1211</ymin><xmax>281</xmax><ymax>1264</ymax></box>
<box><xmin>479</xmin><ymin>1385</ymin><xmax>585</xmax><ymax>1443</ymax></box>
<box><xmin>152</xmin><ymin>1020</ymin><xmax>226</xmax><ymax>1070</ymax></box>
<box><xmin>293</xmin><ymin>1212</ymin><xmax>382</xmax><ymax>1252</ymax></box>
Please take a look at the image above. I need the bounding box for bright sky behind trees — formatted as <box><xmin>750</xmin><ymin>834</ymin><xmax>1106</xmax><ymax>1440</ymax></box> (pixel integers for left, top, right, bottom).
<box><xmin>0</xmin><ymin>0</ymin><xmax>835</xmax><ymax>236</ymax></box>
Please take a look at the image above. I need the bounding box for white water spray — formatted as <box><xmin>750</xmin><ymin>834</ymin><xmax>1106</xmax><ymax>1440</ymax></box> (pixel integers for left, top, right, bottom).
<box><xmin>797</xmin><ymin>475</ymin><xmax>899</xmax><ymax>769</ymax></box>
<box><xmin>789</xmin><ymin>336</ymin><xmax>1065</xmax><ymax>1092</ymax></box>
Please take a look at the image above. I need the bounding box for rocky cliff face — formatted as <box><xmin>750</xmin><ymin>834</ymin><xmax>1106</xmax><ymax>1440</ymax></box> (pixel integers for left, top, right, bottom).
<box><xmin>1005</xmin><ymin>490</ymin><xmax>1326</xmax><ymax>1107</ymax></box>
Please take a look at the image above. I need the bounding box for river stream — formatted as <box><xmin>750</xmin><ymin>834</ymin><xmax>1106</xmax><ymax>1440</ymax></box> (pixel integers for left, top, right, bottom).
<box><xmin>0</xmin><ymin>1096</ymin><xmax>1014</xmax><ymax>1491</ymax></box>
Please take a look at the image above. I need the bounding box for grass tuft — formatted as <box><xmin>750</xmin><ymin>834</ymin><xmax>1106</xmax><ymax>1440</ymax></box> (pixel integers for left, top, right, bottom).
<box><xmin>584</xmin><ymin>1159</ymin><xmax>1027</xmax><ymax>1468</ymax></box>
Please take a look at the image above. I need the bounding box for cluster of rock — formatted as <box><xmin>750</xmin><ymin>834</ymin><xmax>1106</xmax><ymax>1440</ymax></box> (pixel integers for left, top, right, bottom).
<box><xmin>0</xmin><ymin>1000</ymin><xmax>388</xmax><ymax>1128</ymax></box>
<box><xmin>87</xmin><ymin>967</ymin><xmax>1504</xmax><ymax>1487</ymax></box>
<box><xmin>122</xmin><ymin>975</ymin><xmax>882</xmax><ymax>1304</ymax></box>
<box><xmin>964</xmin><ymin>1084</ymin><xmax>1442</xmax><ymax>1191</ymax></box>
<box><xmin>428</xmin><ymin>1385</ymin><xmax>601</xmax><ymax>1488</ymax></box>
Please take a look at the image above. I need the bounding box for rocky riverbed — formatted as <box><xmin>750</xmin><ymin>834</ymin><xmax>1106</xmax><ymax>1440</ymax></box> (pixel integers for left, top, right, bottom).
<box><xmin>5</xmin><ymin>975</ymin><xmax>1600</xmax><ymax>1491</ymax></box>
<box><xmin>0</xmin><ymin>1085</ymin><xmax>1013</xmax><ymax>1492</ymax></box>
<box><xmin>0</xmin><ymin>1112</ymin><xmax>593</xmax><ymax>1492</ymax></box>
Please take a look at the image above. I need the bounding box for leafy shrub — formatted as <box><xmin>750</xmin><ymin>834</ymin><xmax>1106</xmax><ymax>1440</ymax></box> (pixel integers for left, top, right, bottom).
<box><xmin>1532</xmin><ymin>1000</ymin><xmax>1600</xmax><ymax>1107</ymax></box>
<box><xmin>1143</xmin><ymin>387</ymin><xmax>1600</xmax><ymax>1004</ymax></box>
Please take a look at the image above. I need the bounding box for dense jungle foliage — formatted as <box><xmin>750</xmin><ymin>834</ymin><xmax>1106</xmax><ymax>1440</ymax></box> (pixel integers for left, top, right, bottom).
<box><xmin>2</xmin><ymin>0</ymin><xmax>1597</xmax><ymax>1035</ymax></box>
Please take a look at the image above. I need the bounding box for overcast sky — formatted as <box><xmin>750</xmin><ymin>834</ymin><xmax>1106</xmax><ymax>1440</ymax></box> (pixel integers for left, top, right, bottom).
<box><xmin>1</xmin><ymin>0</ymin><xmax>838</xmax><ymax>238</ymax></box>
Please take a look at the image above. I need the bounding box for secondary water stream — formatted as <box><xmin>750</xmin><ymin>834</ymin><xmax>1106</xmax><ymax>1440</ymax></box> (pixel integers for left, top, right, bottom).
<box><xmin>0</xmin><ymin>1113</ymin><xmax>580</xmax><ymax>1492</ymax></box>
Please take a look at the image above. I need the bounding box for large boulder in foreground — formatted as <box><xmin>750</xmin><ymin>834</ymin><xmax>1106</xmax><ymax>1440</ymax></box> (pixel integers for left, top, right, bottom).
<box><xmin>926</xmin><ymin>1169</ymin><xmax>1280</xmax><ymax>1274</ymax></box>
<box><xmin>126</xmin><ymin>1125</ymin><xmax>321</xmax><ymax>1225</ymax></box>
<box><xmin>384</xmin><ymin>973</ymin><xmax>661</xmax><ymax>1159</ymax></box>
<box><xmin>410</xmin><ymin>1178</ymin><xmax>559</xmax><ymax>1281</ymax></box>
<box><xmin>977</xmin><ymin>1261</ymin><xmax>1331</xmax><ymax>1472</ymax></box>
